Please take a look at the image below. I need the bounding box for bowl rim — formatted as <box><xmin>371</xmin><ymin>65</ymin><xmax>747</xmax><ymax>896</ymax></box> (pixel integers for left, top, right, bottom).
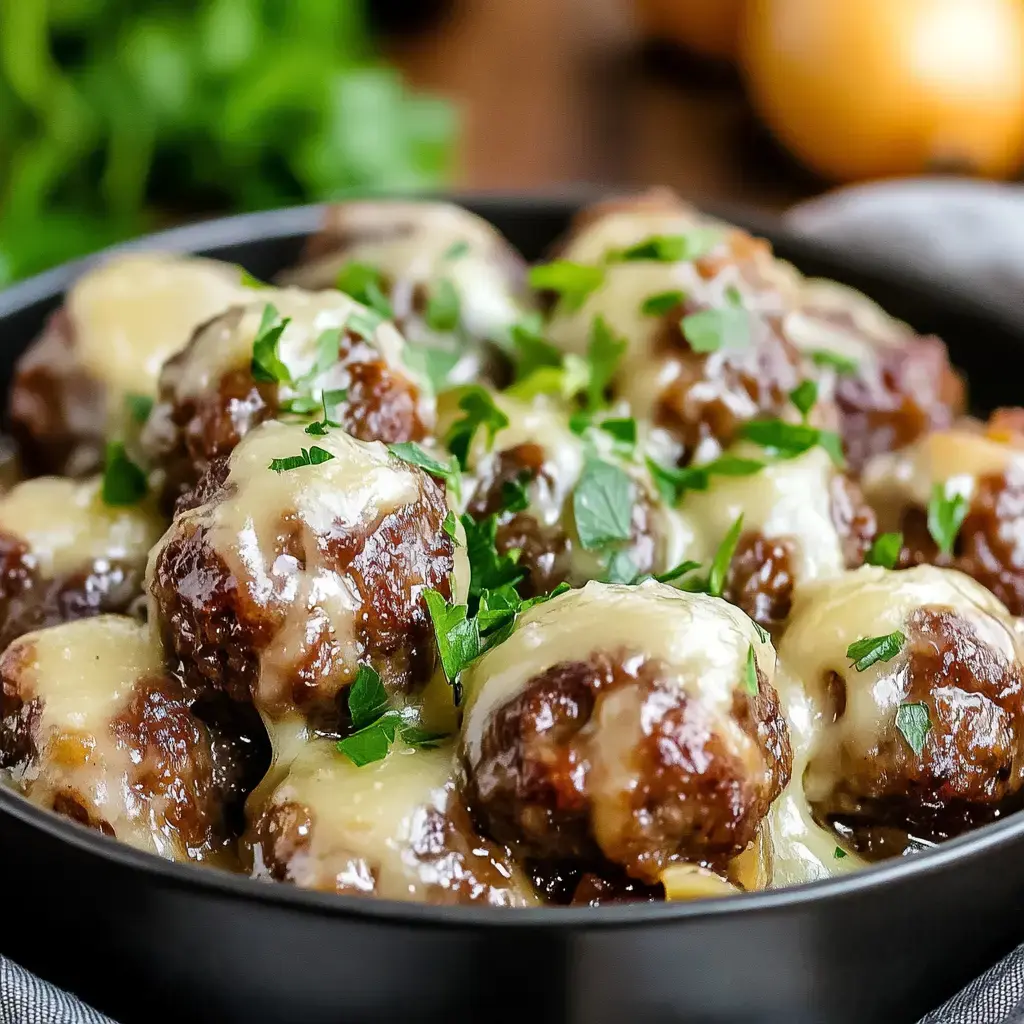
<box><xmin>2</xmin><ymin>193</ymin><xmax>1023</xmax><ymax>931</ymax></box>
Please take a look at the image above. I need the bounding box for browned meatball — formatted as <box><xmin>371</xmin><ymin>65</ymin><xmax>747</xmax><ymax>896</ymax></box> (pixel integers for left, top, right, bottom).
<box><xmin>0</xmin><ymin>476</ymin><xmax>163</xmax><ymax>650</ymax></box>
<box><xmin>787</xmin><ymin>278</ymin><xmax>965</xmax><ymax>472</ymax></box>
<box><xmin>863</xmin><ymin>417</ymin><xmax>1024</xmax><ymax>615</ymax></box>
<box><xmin>0</xmin><ymin>616</ymin><xmax>241</xmax><ymax>862</ymax></box>
<box><xmin>9</xmin><ymin>254</ymin><xmax>247</xmax><ymax>477</ymax></box>
<box><xmin>459</xmin><ymin>582</ymin><xmax>791</xmax><ymax>884</ymax></box>
<box><xmin>279</xmin><ymin>200</ymin><xmax>533</xmax><ymax>386</ymax></box>
<box><xmin>147</xmin><ymin>421</ymin><xmax>465</xmax><ymax>726</ymax></box>
<box><xmin>246</xmin><ymin>739</ymin><xmax>536</xmax><ymax>906</ymax></box>
<box><xmin>142</xmin><ymin>288</ymin><xmax>433</xmax><ymax>506</ymax></box>
<box><xmin>545</xmin><ymin>190</ymin><xmax>816</xmax><ymax>464</ymax></box>
<box><xmin>779</xmin><ymin>566</ymin><xmax>1024</xmax><ymax>856</ymax></box>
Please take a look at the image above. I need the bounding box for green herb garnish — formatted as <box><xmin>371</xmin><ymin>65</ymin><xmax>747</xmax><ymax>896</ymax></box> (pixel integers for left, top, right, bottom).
<box><xmin>445</xmin><ymin>386</ymin><xmax>509</xmax><ymax>469</ymax></box>
<box><xmin>611</xmin><ymin>230</ymin><xmax>720</xmax><ymax>263</ymax></box>
<box><xmin>604</xmin><ymin>551</ymin><xmax>639</xmax><ymax>585</ymax></box>
<box><xmin>528</xmin><ymin>260</ymin><xmax>604</xmax><ymax>312</ymax></box>
<box><xmin>927</xmin><ymin>484</ymin><xmax>969</xmax><ymax>556</ymax></box>
<box><xmin>425</xmin><ymin>278</ymin><xmax>461</xmax><ymax>332</ymax></box>
<box><xmin>846</xmin><ymin>631</ymin><xmax>906</xmax><ymax>672</ymax></box>
<box><xmin>387</xmin><ymin>442</ymin><xmax>461</xmax><ymax>499</ymax></box>
<box><xmin>443</xmin><ymin>240</ymin><xmax>471</xmax><ymax>261</ymax></box>
<box><xmin>268</xmin><ymin>445</ymin><xmax>335</xmax><ymax>473</ymax></box>
<box><xmin>101</xmin><ymin>442</ymin><xmax>148</xmax><ymax>506</ymax></box>
<box><xmin>895</xmin><ymin>701</ymin><xmax>932</xmax><ymax>755</ymax></box>
<box><xmin>424</xmin><ymin>589</ymin><xmax>483</xmax><ymax>687</ymax></box>
<box><xmin>810</xmin><ymin>349</ymin><xmax>859</xmax><ymax>375</ymax></box>
<box><xmin>865</xmin><ymin>532</ymin><xmax>903</xmax><ymax>570</ymax></box>
<box><xmin>573</xmin><ymin>458</ymin><xmax>634</xmax><ymax>551</ymax></box>
<box><xmin>125</xmin><ymin>393</ymin><xmax>153</xmax><ymax>424</ymax></box>
<box><xmin>742</xmin><ymin>644</ymin><xmax>759</xmax><ymax>695</ymax></box>
<box><xmin>739</xmin><ymin>418</ymin><xmax>845</xmax><ymax>467</ymax></box>
<box><xmin>789</xmin><ymin>380</ymin><xmax>818</xmax><ymax>421</ymax></box>
<box><xmin>681</xmin><ymin>307</ymin><xmax>749</xmax><ymax>354</ymax></box>
<box><xmin>834</xmin><ymin>847</ymin><xmax>848</xmax><ymax>860</ymax></box>
<box><xmin>707</xmin><ymin>514</ymin><xmax>744</xmax><ymax>598</ymax></box>
<box><xmin>641</xmin><ymin>290</ymin><xmax>685</xmax><ymax>317</ymax></box>
<box><xmin>250</xmin><ymin>304</ymin><xmax>293</xmax><ymax>385</ymax></box>
<box><xmin>336</xmin><ymin>262</ymin><xmax>393</xmax><ymax>319</ymax></box>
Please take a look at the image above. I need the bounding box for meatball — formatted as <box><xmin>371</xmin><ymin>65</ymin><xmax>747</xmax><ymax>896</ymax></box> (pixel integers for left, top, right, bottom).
<box><xmin>280</xmin><ymin>200</ymin><xmax>533</xmax><ymax>386</ymax></box>
<box><xmin>0</xmin><ymin>616</ymin><xmax>240</xmax><ymax>862</ymax></box>
<box><xmin>443</xmin><ymin>390</ymin><xmax>691</xmax><ymax>594</ymax></box>
<box><xmin>459</xmin><ymin>581</ymin><xmax>792</xmax><ymax>884</ymax></box>
<box><xmin>147</xmin><ymin>421</ymin><xmax>467</xmax><ymax>725</ymax></box>
<box><xmin>785</xmin><ymin>277</ymin><xmax>965</xmax><ymax>471</ymax></box>
<box><xmin>862</xmin><ymin>417</ymin><xmax>1024</xmax><ymax>614</ymax></box>
<box><xmin>246</xmin><ymin>737</ymin><xmax>536</xmax><ymax>906</ymax></box>
<box><xmin>680</xmin><ymin>445</ymin><xmax>876</xmax><ymax>629</ymax></box>
<box><xmin>0</xmin><ymin>475</ymin><xmax>163</xmax><ymax>650</ymax></box>
<box><xmin>142</xmin><ymin>287</ymin><xmax>434</xmax><ymax>505</ymax></box>
<box><xmin>9</xmin><ymin>253</ymin><xmax>248</xmax><ymax>477</ymax></box>
<box><xmin>543</xmin><ymin>190</ymin><xmax>817</xmax><ymax>462</ymax></box>
<box><xmin>778</xmin><ymin>565</ymin><xmax>1024</xmax><ymax>858</ymax></box>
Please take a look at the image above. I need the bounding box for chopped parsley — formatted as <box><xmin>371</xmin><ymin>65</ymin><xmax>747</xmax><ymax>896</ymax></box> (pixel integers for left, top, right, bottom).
<box><xmin>301</xmin><ymin>328</ymin><xmax>342</xmax><ymax>384</ymax></box>
<box><xmin>304</xmin><ymin>391</ymin><xmax>345</xmax><ymax>436</ymax></box>
<box><xmin>789</xmin><ymin>380</ymin><xmax>818</xmax><ymax>421</ymax></box>
<box><xmin>125</xmin><ymin>393</ymin><xmax>153</xmax><ymax>424</ymax></box>
<box><xmin>707</xmin><ymin>514</ymin><xmax>744</xmax><ymax>598</ymax></box>
<box><xmin>681</xmin><ymin>306</ymin><xmax>749</xmax><ymax>354</ymax></box>
<box><xmin>510</xmin><ymin>317</ymin><xmax>563</xmax><ymax>382</ymax></box>
<box><xmin>347</xmin><ymin>663</ymin><xmax>391</xmax><ymax>731</ymax></box>
<box><xmin>810</xmin><ymin>349</ymin><xmax>859</xmax><ymax>375</ymax></box>
<box><xmin>337</xmin><ymin>713</ymin><xmax>401</xmax><ymax>767</ymax></box>
<box><xmin>528</xmin><ymin>260</ymin><xmax>604</xmax><ymax>312</ymax></box>
<box><xmin>425</xmin><ymin>279</ymin><xmax>461</xmax><ymax>332</ymax></box>
<box><xmin>604</xmin><ymin>551</ymin><xmax>639</xmax><ymax>585</ymax></box>
<box><xmin>443</xmin><ymin>239</ymin><xmax>471</xmax><ymax>261</ymax></box>
<box><xmin>445</xmin><ymin>386</ymin><xmax>509</xmax><ymax>469</ymax></box>
<box><xmin>336</xmin><ymin>262</ymin><xmax>393</xmax><ymax>319</ymax></box>
<box><xmin>238</xmin><ymin>268</ymin><xmax>268</xmax><ymax>289</ymax></box>
<box><xmin>610</xmin><ymin>229</ymin><xmax>720</xmax><ymax>263</ymax></box>
<box><xmin>927</xmin><ymin>484</ymin><xmax>969</xmax><ymax>556</ymax></box>
<box><xmin>739</xmin><ymin>418</ymin><xmax>845</xmax><ymax>467</ymax></box>
<box><xmin>462</xmin><ymin>514</ymin><xmax>525</xmax><ymax>597</ymax></box>
<box><xmin>347</xmin><ymin>306</ymin><xmax>385</xmax><ymax>343</ymax></box>
<box><xmin>596</xmin><ymin>417</ymin><xmax>637</xmax><ymax>454</ymax></box>
<box><xmin>846</xmin><ymin>631</ymin><xmax>906</xmax><ymax>672</ymax></box>
<box><xmin>279</xmin><ymin>396</ymin><xmax>322</xmax><ymax>416</ymax></box>
<box><xmin>834</xmin><ymin>847</ymin><xmax>848</xmax><ymax>860</ymax></box>
<box><xmin>641</xmin><ymin>290</ymin><xmax>685</xmax><ymax>317</ymax></box>
<box><xmin>896</xmin><ymin>701</ymin><xmax>932</xmax><ymax>755</ymax></box>
<box><xmin>573</xmin><ymin>458</ymin><xmax>634</xmax><ymax>550</ymax></box>
<box><xmin>101</xmin><ymin>442</ymin><xmax>148</xmax><ymax>506</ymax></box>
<box><xmin>646</xmin><ymin>454</ymin><xmax>764</xmax><ymax>506</ymax></box>
<box><xmin>654</xmin><ymin>559</ymin><xmax>703</xmax><ymax>585</ymax></box>
<box><xmin>424</xmin><ymin>589</ymin><xmax>484</xmax><ymax>689</ymax></box>
<box><xmin>250</xmin><ymin>304</ymin><xmax>293</xmax><ymax>385</ymax></box>
<box><xmin>742</xmin><ymin>644</ymin><xmax>759</xmax><ymax>695</ymax></box>
<box><xmin>442</xmin><ymin>511</ymin><xmax>459</xmax><ymax>542</ymax></box>
<box><xmin>402</xmin><ymin>345</ymin><xmax>461</xmax><ymax>395</ymax></box>
<box><xmin>752</xmin><ymin>621</ymin><xmax>771</xmax><ymax>643</ymax></box>
<box><xmin>584</xmin><ymin>315</ymin><xmax>627</xmax><ymax>411</ymax></box>
<box><xmin>268</xmin><ymin>445</ymin><xmax>335</xmax><ymax>473</ymax></box>
<box><xmin>865</xmin><ymin>532</ymin><xmax>903</xmax><ymax>570</ymax></box>
<box><xmin>387</xmin><ymin>442</ymin><xmax>461</xmax><ymax>500</ymax></box>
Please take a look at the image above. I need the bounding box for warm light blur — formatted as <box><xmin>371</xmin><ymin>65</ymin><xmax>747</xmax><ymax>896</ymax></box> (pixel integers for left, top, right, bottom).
<box><xmin>740</xmin><ymin>0</ymin><xmax>1024</xmax><ymax>183</ymax></box>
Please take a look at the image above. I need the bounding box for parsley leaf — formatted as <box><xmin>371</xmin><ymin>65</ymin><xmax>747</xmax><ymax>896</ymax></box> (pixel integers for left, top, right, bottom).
<box><xmin>605</xmin><ymin>550</ymin><xmax>639</xmax><ymax>585</ymax></box>
<box><xmin>426</xmin><ymin>279</ymin><xmax>461</xmax><ymax>332</ymax></box>
<box><xmin>682</xmin><ymin>307</ymin><xmax>749</xmax><ymax>354</ymax></box>
<box><xmin>337</xmin><ymin>712</ymin><xmax>402</xmax><ymax>767</ymax></box>
<box><xmin>645</xmin><ymin>454</ymin><xmax>764</xmax><ymax>506</ymax></box>
<box><xmin>125</xmin><ymin>393</ymin><xmax>153</xmax><ymax>424</ymax></box>
<box><xmin>268</xmin><ymin>446</ymin><xmax>335</xmax><ymax>473</ymax></box>
<box><xmin>101</xmin><ymin>442</ymin><xmax>148</xmax><ymax>506</ymax></box>
<box><xmin>442</xmin><ymin>510</ymin><xmax>459</xmax><ymax>542</ymax></box>
<box><xmin>238</xmin><ymin>268</ymin><xmax>268</xmax><ymax>289</ymax></box>
<box><xmin>462</xmin><ymin>515</ymin><xmax>526</xmax><ymax>597</ymax></box>
<box><xmin>279</xmin><ymin>396</ymin><xmax>322</xmax><ymax>416</ymax></box>
<box><xmin>250</xmin><ymin>304</ymin><xmax>293</xmax><ymax>385</ymax></box>
<box><xmin>927</xmin><ymin>484</ymin><xmax>969</xmax><ymax>556</ymax></box>
<box><xmin>865</xmin><ymin>532</ymin><xmax>903</xmax><ymax>570</ymax></box>
<box><xmin>611</xmin><ymin>230</ymin><xmax>720</xmax><ymax>263</ymax></box>
<box><xmin>846</xmin><ymin>631</ymin><xmax>906</xmax><ymax>672</ymax></box>
<box><xmin>597</xmin><ymin>417</ymin><xmax>637</xmax><ymax>454</ymax></box>
<box><xmin>834</xmin><ymin>847</ymin><xmax>848</xmax><ymax>860</ymax></box>
<box><xmin>402</xmin><ymin>345</ymin><xmax>461</xmax><ymax>395</ymax></box>
<box><xmin>641</xmin><ymin>290</ymin><xmax>685</xmax><ymax>316</ymax></box>
<box><xmin>336</xmin><ymin>262</ymin><xmax>393</xmax><ymax>319</ymax></box>
<box><xmin>424</xmin><ymin>589</ymin><xmax>483</xmax><ymax>686</ymax></box>
<box><xmin>347</xmin><ymin>306</ymin><xmax>385</xmax><ymax>342</ymax></box>
<box><xmin>510</xmin><ymin>317</ymin><xmax>563</xmax><ymax>382</ymax></box>
<box><xmin>742</xmin><ymin>644</ymin><xmax>759</xmax><ymax>695</ymax></box>
<box><xmin>740</xmin><ymin>419</ymin><xmax>845</xmax><ymax>467</ymax></box>
<box><xmin>445</xmin><ymin>387</ymin><xmax>509</xmax><ymax>469</ymax></box>
<box><xmin>708</xmin><ymin>514</ymin><xmax>744</xmax><ymax>598</ymax></box>
<box><xmin>752</xmin><ymin>621</ymin><xmax>771</xmax><ymax>643</ymax></box>
<box><xmin>584</xmin><ymin>315</ymin><xmax>627</xmax><ymax>411</ymax></box>
<box><xmin>443</xmin><ymin>240</ymin><xmax>471</xmax><ymax>261</ymax></box>
<box><xmin>528</xmin><ymin>260</ymin><xmax>604</xmax><ymax>312</ymax></box>
<box><xmin>654</xmin><ymin>559</ymin><xmax>702</xmax><ymax>585</ymax></box>
<box><xmin>297</xmin><ymin>327</ymin><xmax>342</xmax><ymax>386</ymax></box>
<box><xmin>810</xmin><ymin>349</ymin><xmax>859</xmax><ymax>375</ymax></box>
<box><xmin>347</xmin><ymin>664</ymin><xmax>390</xmax><ymax>731</ymax></box>
<box><xmin>388</xmin><ymin>442</ymin><xmax>461</xmax><ymax>499</ymax></box>
<box><xmin>573</xmin><ymin>458</ymin><xmax>634</xmax><ymax>550</ymax></box>
<box><xmin>789</xmin><ymin>380</ymin><xmax>818</xmax><ymax>420</ymax></box>
<box><xmin>896</xmin><ymin>701</ymin><xmax>932</xmax><ymax>756</ymax></box>
<box><xmin>304</xmin><ymin>391</ymin><xmax>345</xmax><ymax>436</ymax></box>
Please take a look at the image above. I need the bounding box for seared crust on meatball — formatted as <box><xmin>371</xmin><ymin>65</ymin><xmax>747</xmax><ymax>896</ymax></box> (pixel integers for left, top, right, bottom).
<box><xmin>724</xmin><ymin>532</ymin><xmax>797</xmax><ymax>629</ymax></box>
<box><xmin>0</xmin><ymin>616</ymin><xmax>241</xmax><ymax>861</ymax></box>
<box><xmin>148</xmin><ymin>423</ymin><xmax>461</xmax><ymax>723</ymax></box>
<box><xmin>460</xmin><ymin>582</ymin><xmax>791</xmax><ymax>884</ymax></box>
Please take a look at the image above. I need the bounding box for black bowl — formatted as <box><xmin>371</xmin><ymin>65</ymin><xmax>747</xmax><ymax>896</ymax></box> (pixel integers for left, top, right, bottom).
<box><xmin>1</xmin><ymin>196</ymin><xmax>1023</xmax><ymax>1024</ymax></box>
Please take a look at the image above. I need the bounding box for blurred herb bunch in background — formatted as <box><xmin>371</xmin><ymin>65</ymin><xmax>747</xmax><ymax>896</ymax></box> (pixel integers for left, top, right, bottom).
<box><xmin>0</xmin><ymin>0</ymin><xmax>458</xmax><ymax>283</ymax></box>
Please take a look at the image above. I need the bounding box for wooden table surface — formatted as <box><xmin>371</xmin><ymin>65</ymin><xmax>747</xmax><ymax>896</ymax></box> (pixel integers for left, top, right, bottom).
<box><xmin>386</xmin><ymin>0</ymin><xmax>828</xmax><ymax>213</ymax></box>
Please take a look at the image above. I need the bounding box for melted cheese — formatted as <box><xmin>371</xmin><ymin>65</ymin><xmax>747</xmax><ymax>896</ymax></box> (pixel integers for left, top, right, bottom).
<box><xmin>460</xmin><ymin>580</ymin><xmax>773</xmax><ymax>771</ymax></box>
<box><xmin>682</xmin><ymin>446</ymin><xmax>847</xmax><ymax>584</ymax></box>
<box><xmin>3</xmin><ymin>616</ymin><xmax>192</xmax><ymax>859</ymax></box>
<box><xmin>768</xmin><ymin>565</ymin><xmax>1018</xmax><ymax>885</ymax></box>
<box><xmin>863</xmin><ymin>429</ymin><xmax>1024</xmax><ymax>526</ymax></box>
<box><xmin>68</xmin><ymin>253</ymin><xmax>247</xmax><ymax>404</ymax></box>
<box><xmin>0</xmin><ymin>476</ymin><xmax>163</xmax><ymax>578</ymax></box>
<box><xmin>255</xmin><ymin>737</ymin><xmax>537</xmax><ymax>905</ymax></box>
<box><xmin>281</xmin><ymin>201</ymin><xmax>528</xmax><ymax>345</ymax></box>
<box><xmin>149</xmin><ymin>421</ymin><xmax>468</xmax><ymax>715</ymax></box>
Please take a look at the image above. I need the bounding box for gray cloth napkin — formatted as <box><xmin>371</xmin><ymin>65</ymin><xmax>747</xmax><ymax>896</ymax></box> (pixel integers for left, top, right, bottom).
<box><xmin>4</xmin><ymin>177</ymin><xmax>1024</xmax><ymax>1024</ymax></box>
